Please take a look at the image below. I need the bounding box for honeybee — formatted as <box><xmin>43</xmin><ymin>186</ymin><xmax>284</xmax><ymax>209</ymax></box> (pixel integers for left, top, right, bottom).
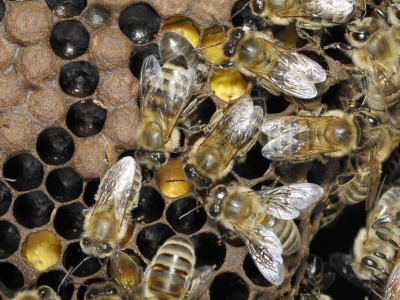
<box><xmin>183</xmin><ymin>98</ymin><xmax>264</xmax><ymax>189</ymax></box>
<box><xmin>80</xmin><ymin>156</ymin><xmax>142</xmax><ymax>258</ymax></box>
<box><xmin>14</xmin><ymin>286</ymin><xmax>60</xmax><ymax>300</ymax></box>
<box><xmin>206</xmin><ymin>183</ymin><xmax>324</xmax><ymax>285</ymax></box>
<box><xmin>382</xmin><ymin>259</ymin><xmax>400</xmax><ymax>300</ymax></box>
<box><xmin>84</xmin><ymin>282</ymin><xmax>123</xmax><ymax>300</ymax></box>
<box><xmin>319</xmin><ymin>196</ymin><xmax>346</xmax><ymax>228</ymax></box>
<box><xmin>221</xmin><ymin>29</ymin><xmax>326</xmax><ymax>99</ymax></box>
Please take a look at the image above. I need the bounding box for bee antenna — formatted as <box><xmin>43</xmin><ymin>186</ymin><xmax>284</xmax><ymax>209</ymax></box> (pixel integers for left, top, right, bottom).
<box><xmin>57</xmin><ymin>256</ymin><xmax>91</xmax><ymax>294</ymax></box>
<box><xmin>1</xmin><ymin>177</ymin><xmax>16</xmax><ymax>182</ymax></box>
<box><xmin>178</xmin><ymin>202</ymin><xmax>207</xmax><ymax>220</ymax></box>
<box><xmin>197</xmin><ymin>42</ymin><xmax>223</xmax><ymax>50</ymax></box>
<box><xmin>231</xmin><ymin>1</ymin><xmax>250</xmax><ymax>19</ymax></box>
<box><xmin>165</xmin><ymin>179</ymin><xmax>188</xmax><ymax>182</ymax></box>
<box><xmin>210</xmin><ymin>15</ymin><xmax>227</xmax><ymax>36</ymax></box>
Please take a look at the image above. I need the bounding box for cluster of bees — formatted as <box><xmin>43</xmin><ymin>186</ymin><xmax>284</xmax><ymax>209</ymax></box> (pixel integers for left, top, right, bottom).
<box><xmin>11</xmin><ymin>0</ymin><xmax>400</xmax><ymax>299</ymax></box>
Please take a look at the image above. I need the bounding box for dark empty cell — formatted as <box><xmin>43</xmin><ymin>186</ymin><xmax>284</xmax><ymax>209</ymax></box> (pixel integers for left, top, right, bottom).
<box><xmin>243</xmin><ymin>254</ymin><xmax>269</xmax><ymax>286</ymax></box>
<box><xmin>299</xmin><ymin>51</ymin><xmax>328</xmax><ymax>70</ymax></box>
<box><xmin>50</xmin><ymin>20</ymin><xmax>90</xmax><ymax>59</ymax></box>
<box><xmin>54</xmin><ymin>203</ymin><xmax>85</xmax><ymax>239</ymax></box>
<box><xmin>46</xmin><ymin>167</ymin><xmax>83</xmax><ymax>202</ymax></box>
<box><xmin>233</xmin><ymin>142</ymin><xmax>270</xmax><ymax>179</ymax></box>
<box><xmin>166</xmin><ymin>198</ymin><xmax>206</xmax><ymax>234</ymax></box>
<box><xmin>307</xmin><ymin>158</ymin><xmax>340</xmax><ymax>186</ymax></box>
<box><xmin>46</xmin><ymin>0</ymin><xmax>87</xmax><ymax>18</ymax></box>
<box><xmin>3</xmin><ymin>153</ymin><xmax>44</xmax><ymax>191</ymax></box>
<box><xmin>0</xmin><ymin>182</ymin><xmax>11</xmax><ymax>216</ymax></box>
<box><xmin>251</xmin><ymin>85</ymin><xmax>289</xmax><ymax>114</ymax></box>
<box><xmin>66</xmin><ymin>99</ymin><xmax>107</xmax><ymax>137</ymax></box>
<box><xmin>78</xmin><ymin>278</ymin><xmax>105</xmax><ymax>300</ymax></box>
<box><xmin>13</xmin><ymin>191</ymin><xmax>54</xmax><ymax>228</ymax></box>
<box><xmin>136</xmin><ymin>223</ymin><xmax>174</xmax><ymax>260</ymax></box>
<box><xmin>231</xmin><ymin>0</ymin><xmax>263</xmax><ymax>31</ymax></box>
<box><xmin>182</xmin><ymin>97</ymin><xmax>216</xmax><ymax>131</ymax></box>
<box><xmin>64</xmin><ymin>242</ymin><xmax>101</xmax><ymax>277</ymax></box>
<box><xmin>36</xmin><ymin>128</ymin><xmax>74</xmax><ymax>165</ymax></box>
<box><xmin>191</xmin><ymin>233</ymin><xmax>226</xmax><ymax>270</ymax></box>
<box><xmin>321</xmin><ymin>83</ymin><xmax>344</xmax><ymax>110</ymax></box>
<box><xmin>131</xmin><ymin>187</ymin><xmax>164</xmax><ymax>223</ymax></box>
<box><xmin>0</xmin><ymin>262</ymin><xmax>24</xmax><ymax>295</ymax></box>
<box><xmin>0</xmin><ymin>1</ymin><xmax>5</xmax><ymax>22</ymax></box>
<box><xmin>83</xmin><ymin>180</ymin><xmax>100</xmax><ymax>207</ymax></box>
<box><xmin>0</xmin><ymin>221</ymin><xmax>20</xmax><ymax>259</ymax></box>
<box><xmin>119</xmin><ymin>3</ymin><xmax>160</xmax><ymax>44</ymax></box>
<box><xmin>37</xmin><ymin>270</ymin><xmax>74</xmax><ymax>300</ymax></box>
<box><xmin>320</xmin><ymin>26</ymin><xmax>352</xmax><ymax>64</ymax></box>
<box><xmin>210</xmin><ymin>272</ymin><xmax>249</xmax><ymax>300</ymax></box>
<box><xmin>59</xmin><ymin>61</ymin><xmax>99</xmax><ymax>98</ymax></box>
<box><xmin>129</xmin><ymin>44</ymin><xmax>161</xmax><ymax>79</ymax></box>
<box><xmin>84</xmin><ymin>5</ymin><xmax>110</xmax><ymax>29</ymax></box>
<box><xmin>275</xmin><ymin>161</ymin><xmax>309</xmax><ymax>183</ymax></box>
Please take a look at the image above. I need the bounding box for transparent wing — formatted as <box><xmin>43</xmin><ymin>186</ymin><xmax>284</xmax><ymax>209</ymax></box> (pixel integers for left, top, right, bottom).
<box><xmin>139</xmin><ymin>55</ymin><xmax>163</xmax><ymax>114</ymax></box>
<box><xmin>281</xmin><ymin>0</ymin><xmax>354</xmax><ymax>20</ymax></box>
<box><xmin>186</xmin><ymin>265</ymin><xmax>214</xmax><ymax>300</ymax></box>
<box><xmin>251</xmin><ymin>183</ymin><xmax>324</xmax><ymax>219</ymax></box>
<box><xmin>384</xmin><ymin>261</ymin><xmax>400</xmax><ymax>300</ymax></box>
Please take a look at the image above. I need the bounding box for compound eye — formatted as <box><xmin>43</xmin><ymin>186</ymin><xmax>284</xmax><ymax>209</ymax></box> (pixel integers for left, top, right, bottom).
<box><xmin>82</xmin><ymin>238</ymin><xmax>90</xmax><ymax>247</ymax></box>
<box><xmin>151</xmin><ymin>152</ymin><xmax>166</xmax><ymax>164</ymax></box>
<box><xmin>97</xmin><ymin>243</ymin><xmax>113</xmax><ymax>254</ymax></box>
<box><xmin>38</xmin><ymin>287</ymin><xmax>51</xmax><ymax>299</ymax></box>
<box><xmin>352</xmin><ymin>31</ymin><xmax>370</xmax><ymax>41</ymax></box>
<box><xmin>223</xmin><ymin>43</ymin><xmax>235</xmax><ymax>57</ymax></box>
<box><xmin>366</xmin><ymin>115</ymin><xmax>379</xmax><ymax>126</ymax></box>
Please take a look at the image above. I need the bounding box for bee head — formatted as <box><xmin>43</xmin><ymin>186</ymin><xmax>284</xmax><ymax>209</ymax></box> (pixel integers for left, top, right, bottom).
<box><xmin>346</xmin><ymin>17</ymin><xmax>378</xmax><ymax>45</ymax></box>
<box><xmin>37</xmin><ymin>286</ymin><xmax>57</xmax><ymax>300</ymax></box>
<box><xmin>250</xmin><ymin>0</ymin><xmax>265</xmax><ymax>14</ymax></box>
<box><xmin>80</xmin><ymin>237</ymin><xmax>114</xmax><ymax>258</ymax></box>
<box><xmin>207</xmin><ymin>185</ymin><xmax>228</xmax><ymax>218</ymax></box>
<box><xmin>183</xmin><ymin>164</ymin><xmax>212</xmax><ymax>189</ymax></box>
<box><xmin>85</xmin><ymin>282</ymin><xmax>119</xmax><ymax>300</ymax></box>
<box><xmin>223</xmin><ymin>28</ymin><xmax>244</xmax><ymax>57</ymax></box>
<box><xmin>136</xmin><ymin>150</ymin><xmax>168</xmax><ymax>169</ymax></box>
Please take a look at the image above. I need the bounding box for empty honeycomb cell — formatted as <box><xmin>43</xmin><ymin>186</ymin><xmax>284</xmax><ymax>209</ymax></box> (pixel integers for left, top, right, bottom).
<box><xmin>200</xmin><ymin>27</ymin><xmax>227</xmax><ymax>64</ymax></box>
<box><xmin>119</xmin><ymin>3</ymin><xmax>160</xmax><ymax>44</ymax></box>
<box><xmin>77</xmin><ymin>278</ymin><xmax>105</xmax><ymax>300</ymax></box>
<box><xmin>191</xmin><ymin>233</ymin><xmax>226</xmax><ymax>270</ymax></box>
<box><xmin>210</xmin><ymin>272</ymin><xmax>249</xmax><ymax>300</ymax></box>
<box><xmin>0</xmin><ymin>262</ymin><xmax>24</xmax><ymax>296</ymax></box>
<box><xmin>275</xmin><ymin>161</ymin><xmax>310</xmax><ymax>184</ymax></box>
<box><xmin>66</xmin><ymin>100</ymin><xmax>107</xmax><ymax>138</ymax></box>
<box><xmin>13</xmin><ymin>191</ymin><xmax>54</xmax><ymax>228</ymax></box>
<box><xmin>83</xmin><ymin>180</ymin><xmax>99</xmax><ymax>207</ymax></box>
<box><xmin>84</xmin><ymin>5</ymin><xmax>110</xmax><ymax>29</ymax></box>
<box><xmin>36</xmin><ymin>128</ymin><xmax>75</xmax><ymax>166</ymax></box>
<box><xmin>129</xmin><ymin>44</ymin><xmax>161</xmax><ymax>79</ymax></box>
<box><xmin>45</xmin><ymin>0</ymin><xmax>87</xmax><ymax>18</ymax></box>
<box><xmin>233</xmin><ymin>143</ymin><xmax>270</xmax><ymax>179</ymax></box>
<box><xmin>72</xmin><ymin>136</ymin><xmax>106</xmax><ymax>179</ymax></box>
<box><xmin>15</xmin><ymin>45</ymin><xmax>59</xmax><ymax>86</ymax></box>
<box><xmin>37</xmin><ymin>270</ymin><xmax>74</xmax><ymax>300</ymax></box>
<box><xmin>162</xmin><ymin>19</ymin><xmax>200</xmax><ymax>47</ymax></box>
<box><xmin>54</xmin><ymin>203</ymin><xmax>85</xmax><ymax>240</ymax></box>
<box><xmin>320</xmin><ymin>26</ymin><xmax>352</xmax><ymax>64</ymax></box>
<box><xmin>153</xmin><ymin>0</ymin><xmax>190</xmax><ymax>16</ymax></box>
<box><xmin>4</xmin><ymin>1</ymin><xmax>53</xmax><ymax>45</ymax></box>
<box><xmin>26</xmin><ymin>88</ymin><xmax>65</xmax><ymax>126</ymax></box>
<box><xmin>0</xmin><ymin>1</ymin><xmax>4</xmax><ymax>22</ymax></box>
<box><xmin>46</xmin><ymin>167</ymin><xmax>83</xmax><ymax>202</ymax></box>
<box><xmin>63</xmin><ymin>242</ymin><xmax>101</xmax><ymax>277</ymax></box>
<box><xmin>3</xmin><ymin>153</ymin><xmax>44</xmax><ymax>191</ymax></box>
<box><xmin>307</xmin><ymin>158</ymin><xmax>341</xmax><ymax>186</ymax></box>
<box><xmin>0</xmin><ymin>72</ymin><xmax>25</xmax><ymax>110</ymax></box>
<box><xmin>0</xmin><ymin>114</ymin><xmax>36</xmax><ymax>152</ymax></box>
<box><xmin>250</xmin><ymin>85</ymin><xmax>289</xmax><ymax>114</ymax></box>
<box><xmin>166</xmin><ymin>198</ymin><xmax>207</xmax><ymax>234</ymax></box>
<box><xmin>210</xmin><ymin>68</ymin><xmax>248</xmax><ymax>102</ymax></box>
<box><xmin>321</xmin><ymin>84</ymin><xmax>345</xmax><ymax>110</ymax></box>
<box><xmin>96</xmin><ymin>69</ymin><xmax>139</xmax><ymax>107</ymax></box>
<box><xmin>59</xmin><ymin>61</ymin><xmax>99</xmax><ymax>98</ymax></box>
<box><xmin>156</xmin><ymin>160</ymin><xmax>192</xmax><ymax>198</ymax></box>
<box><xmin>50</xmin><ymin>20</ymin><xmax>90</xmax><ymax>60</ymax></box>
<box><xmin>0</xmin><ymin>33</ymin><xmax>16</xmax><ymax>69</ymax></box>
<box><xmin>0</xmin><ymin>182</ymin><xmax>11</xmax><ymax>216</ymax></box>
<box><xmin>136</xmin><ymin>223</ymin><xmax>174</xmax><ymax>260</ymax></box>
<box><xmin>131</xmin><ymin>186</ymin><xmax>164</xmax><ymax>224</ymax></box>
<box><xmin>243</xmin><ymin>254</ymin><xmax>269</xmax><ymax>287</ymax></box>
<box><xmin>0</xmin><ymin>220</ymin><xmax>20</xmax><ymax>259</ymax></box>
<box><xmin>21</xmin><ymin>231</ymin><xmax>62</xmax><ymax>271</ymax></box>
<box><xmin>181</xmin><ymin>97</ymin><xmax>216</xmax><ymax>132</ymax></box>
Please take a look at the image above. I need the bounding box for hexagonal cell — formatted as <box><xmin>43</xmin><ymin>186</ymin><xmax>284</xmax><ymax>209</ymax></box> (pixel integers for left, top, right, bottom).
<box><xmin>129</xmin><ymin>44</ymin><xmax>161</xmax><ymax>79</ymax></box>
<box><xmin>119</xmin><ymin>3</ymin><xmax>160</xmax><ymax>44</ymax></box>
<box><xmin>191</xmin><ymin>233</ymin><xmax>226</xmax><ymax>270</ymax></box>
<box><xmin>0</xmin><ymin>181</ymin><xmax>11</xmax><ymax>216</ymax></box>
<box><xmin>307</xmin><ymin>158</ymin><xmax>341</xmax><ymax>186</ymax></box>
<box><xmin>200</xmin><ymin>27</ymin><xmax>227</xmax><ymax>64</ymax></box>
<box><xmin>131</xmin><ymin>186</ymin><xmax>164</xmax><ymax>224</ymax></box>
<box><xmin>243</xmin><ymin>254</ymin><xmax>269</xmax><ymax>286</ymax></box>
<box><xmin>13</xmin><ymin>191</ymin><xmax>54</xmax><ymax>229</ymax></box>
<box><xmin>84</xmin><ymin>5</ymin><xmax>110</xmax><ymax>30</ymax></box>
<box><xmin>136</xmin><ymin>223</ymin><xmax>174</xmax><ymax>260</ymax></box>
<box><xmin>166</xmin><ymin>197</ymin><xmax>207</xmax><ymax>234</ymax></box>
<box><xmin>233</xmin><ymin>142</ymin><xmax>270</xmax><ymax>179</ymax></box>
<box><xmin>21</xmin><ymin>231</ymin><xmax>62</xmax><ymax>271</ymax></box>
<box><xmin>181</xmin><ymin>97</ymin><xmax>216</xmax><ymax>132</ymax></box>
<box><xmin>156</xmin><ymin>160</ymin><xmax>192</xmax><ymax>198</ymax></box>
<box><xmin>54</xmin><ymin>203</ymin><xmax>85</xmax><ymax>240</ymax></box>
<box><xmin>231</xmin><ymin>0</ymin><xmax>263</xmax><ymax>31</ymax></box>
<box><xmin>45</xmin><ymin>0</ymin><xmax>87</xmax><ymax>18</ymax></box>
<box><xmin>37</xmin><ymin>270</ymin><xmax>74</xmax><ymax>300</ymax></box>
<box><xmin>63</xmin><ymin>242</ymin><xmax>101</xmax><ymax>277</ymax></box>
<box><xmin>46</xmin><ymin>167</ymin><xmax>83</xmax><ymax>202</ymax></box>
<box><xmin>0</xmin><ymin>220</ymin><xmax>20</xmax><ymax>259</ymax></box>
<box><xmin>3</xmin><ymin>153</ymin><xmax>44</xmax><ymax>191</ymax></box>
<box><xmin>161</xmin><ymin>18</ymin><xmax>199</xmax><ymax>47</ymax></box>
<box><xmin>321</xmin><ymin>83</ymin><xmax>345</xmax><ymax>110</ymax></box>
<box><xmin>59</xmin><ymin>61</ymin><xmax>99</xmax><ymax>98</ymax></box>
<box><xmin>210</xmin><ymin>272</ymin><xmax>249</xmax><ymax>300</ymax></box>
<box><xmin>66</xmin><ymin>99</ymin><xmax>107</xmax><ymax>138</ymax></box>
<box><xmin>275</xmin><ymin>161</ymin><xmax>310</xmax><ymax>184</ymax></box>
<box><xmin>0</xmin><ymin>262</ymin><xmax>24</xmax><ymax>296</ymax></box>
<box><xmin>251</xmin><ymin>85</ymin><xmax>289</xmax><ymax>114</ymax></box>
<box><xmin>36</xmin><ymin>128</ymin><xmax>75</xmax><ymax>165</ymax></box>
<box><xmin>210</xmin><ymin>68</ymin><xmax>248</xmax><ymax>102</ymax></box>
<box><xmin>83</xmin><ymin>180</ymin><xmax>100</xmax><ymax>207</ymax></box>
<box><xmin>77</xmin><ymin>278</ymin><xmax>105</xmax><ymax>300</ymax></box>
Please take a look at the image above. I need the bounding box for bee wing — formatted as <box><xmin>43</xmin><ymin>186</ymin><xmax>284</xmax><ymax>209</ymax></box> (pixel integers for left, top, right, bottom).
<box><xmin>252</xmin><ymin>183</ymin><xmax>324</xmax><ymax>219</ymax></box>
<box><xmin>235</xmin><ymin>223</ymin><xmax>284</xmax><ymax>285</ymax></box>
<box><xmin>365</xmin><ymin>146</ymin><xmax>381</xmax><ymax>212</ymax></box>
<box><xmin>384</xmin><ymin>261</ymin><xmax>400</xmax><ymax>300</ymax></box>
<box><xmin>139</xmin><ymin>55</ymin><xmax>163</xmax><ymax>114</ymax></box>
<box><xmin>93</xmin><ymin>157</ymin><xmax>142</xmax><ymax>228</ymax></box>
<box><xmin>185</xmin><ymin>265</ymin><xmax>214</xmax><ymax>300</ymax></box>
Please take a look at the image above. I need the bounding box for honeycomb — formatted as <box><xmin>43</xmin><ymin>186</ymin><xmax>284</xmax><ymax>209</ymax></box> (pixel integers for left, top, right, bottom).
<box><xmin>0</xmin><ymin>0</ymin><xmax>369</xmax><ymax>299</ymax></box>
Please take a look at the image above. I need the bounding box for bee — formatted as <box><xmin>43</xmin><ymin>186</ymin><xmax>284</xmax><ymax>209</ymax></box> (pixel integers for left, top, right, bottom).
<box><xmin>14</xmin><ymin>286</ymin><xmax>60</xmax><ymax>300</ymax></box>
<box><xmin>80</xmin><ymin>156</ymin><xmax>142</xmax><ymax>258</ymax></box>
<box><xmin>319</xmin><ymin>196</ymin><xmax>346</xmax><ymax>228</ymax></box>
<box><xmin>221</xmin><ymin>29</ymin><xmax>326</xmax><ymax>99</ymax></box>
<box><xmin>84</xmin><ymin>282</ymin><xmax>123</xmax><ymax>300</ymax></box>
<box><xmin>206</xmin><ymin>183</ymin><xmax>324</xmax><ymax>285</ymax></box>
<box><xmin>183</xmin><ymin>98</ymin><xmax>264</xmax><ymax>189</ymax></box>
<box><xmin>142</xmin><ymin>234</ymin><xmax>214</xmax><ymax>300</ymax></box>
<box><xmin>382</xmin><ymin>259</ymin><xmax>400</xmax><ymax>300</ymax></box>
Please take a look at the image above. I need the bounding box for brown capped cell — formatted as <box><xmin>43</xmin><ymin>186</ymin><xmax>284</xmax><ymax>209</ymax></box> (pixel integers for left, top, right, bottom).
<box><xmin>89</xmin><ymin>28</ymin><xmax>133</xmax><ymax>71</ymax></box>
<box><xmin>153</xmin><ymin>0</ymin><xmax>190</xmax><ymax>16</ymax></box>
<box><xmin>4</xmin><ymin>1</ymin><xmax>53</xmax><ymax>46</ymax></box>
<box><xmin>0</xmin><ymin>33</ymin><xmax>15</xmax><ymax>69</ymax></box>
<box><xmin>93</xmin><ymin>0</ymin><xmax>131</xmax><ymax>10</ymax></box>
<box><xmin>26</xmin><ymin>88</ymin><xmax>65</xmax><ymax>125</ymax></box>
<box><xmin>15</xmin><ymin>45</ymin><xmax>58</xmax><ymax>86</ymax></box>
<box><xmin>193</xmin><ymin>0</ymin><xmax>232</xmax><ymax>25</ymax></box>
<box><xmin>0</xmin><ymin>73</ymin><xmax>25</xmax><ymax>110</ymax></box>
<box><xmin>96</xmin><ymin>69</ymin><xmax>139</xmax><ymax>108</ymax></box>
<box><xmin>0</xmin><ymin>114</ymin><xmax>36</xmax><ymax>152</ymax></box>
<box><xmin>103</xmin><ymin>107</ymin><xmax>139</xmax><ymax>149</ymax></box>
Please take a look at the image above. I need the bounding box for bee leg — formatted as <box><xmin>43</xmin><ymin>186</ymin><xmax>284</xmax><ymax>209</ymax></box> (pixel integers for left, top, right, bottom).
<box><xmin>217</xmin><ymin>231</ymin><xmax>239</xmax><ymax>245</ymax></box>
<box><xmin>295</xmin><ymin>24</ymin><xmax>323</xmax><ymax>54</ymax></box>
<box><xmin>100</xmin><ymin>133</ymin><xmax>113</xmax><ymax>178</ymax></box>
<box><xmin>323</xmin><ymin>42</ymin><xmax>353</xmax><ymax>52</ymax></box>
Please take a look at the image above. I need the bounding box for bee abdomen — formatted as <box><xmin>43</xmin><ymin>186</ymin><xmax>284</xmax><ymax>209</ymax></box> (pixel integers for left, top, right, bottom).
<box><xmin>272</xmin><ymin>218</ymin><xmax>301</xmax><ymax>255</ymax></box>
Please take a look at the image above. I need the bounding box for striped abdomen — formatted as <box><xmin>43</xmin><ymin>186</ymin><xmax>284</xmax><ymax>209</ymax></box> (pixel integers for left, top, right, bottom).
<box><xmin>146</xmin><ymin>235</ymin><xmax>195</xmax><ymax>300</ymax></box>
